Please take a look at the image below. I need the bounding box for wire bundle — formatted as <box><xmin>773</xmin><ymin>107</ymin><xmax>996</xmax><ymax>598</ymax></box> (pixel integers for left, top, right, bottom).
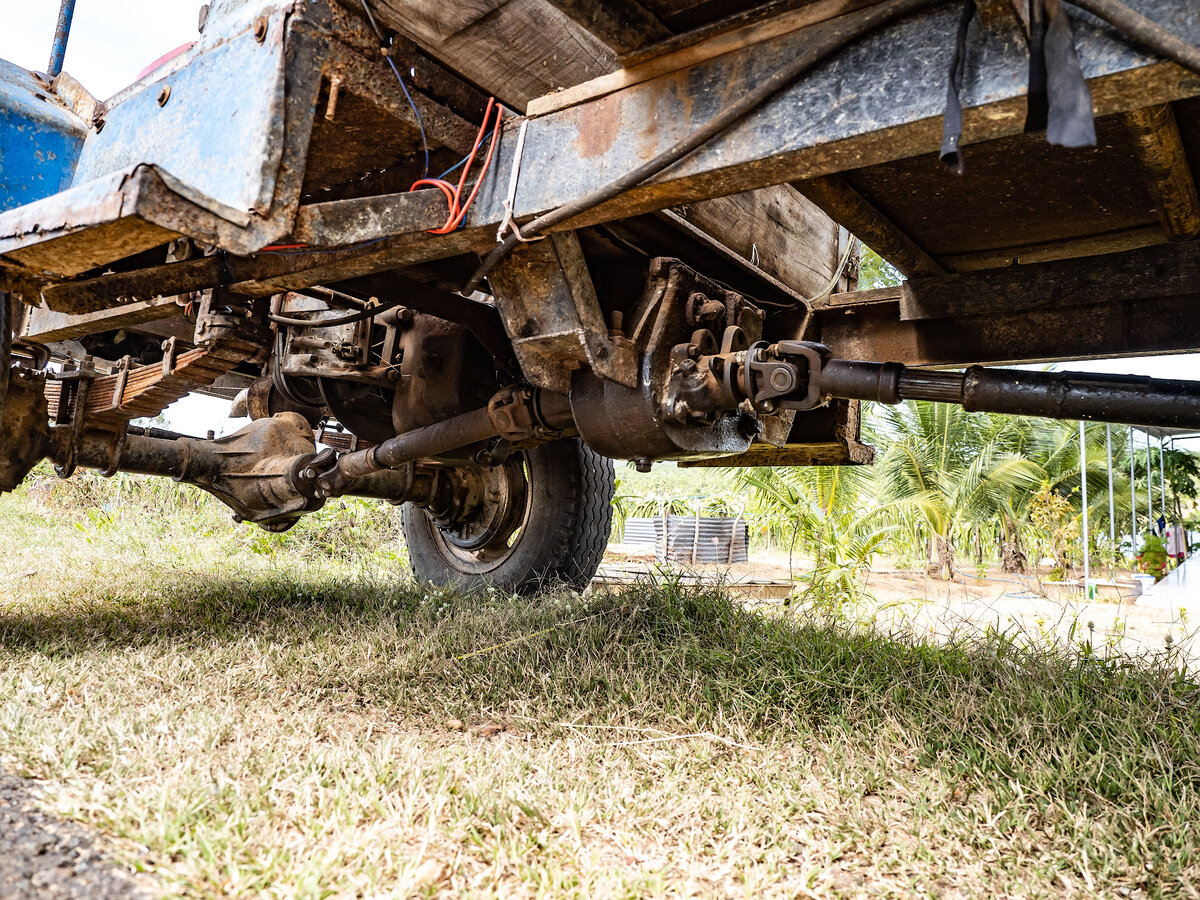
<box><xmin>411</xmin><ymin>98</ymin><xmax>503</xmax><ymax>235</ymax></box>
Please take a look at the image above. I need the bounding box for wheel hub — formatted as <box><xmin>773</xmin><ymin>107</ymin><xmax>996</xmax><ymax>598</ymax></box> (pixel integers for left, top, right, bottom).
<box><xmin>435</xmin><ymin>456</ymin><xmax>530</xmax><ymax>560</ymax></box>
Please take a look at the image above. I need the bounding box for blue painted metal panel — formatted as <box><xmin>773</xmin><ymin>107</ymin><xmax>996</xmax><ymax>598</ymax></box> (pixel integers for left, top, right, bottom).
<box><xmin>72</xmin><ymin>9</ymin><xmax>289</xmax><ymax>217</ymax></box>
<box><xmin>0</xmin><ymin>57</ymin><xmax>86</xmax><ymax>213</ymax></box>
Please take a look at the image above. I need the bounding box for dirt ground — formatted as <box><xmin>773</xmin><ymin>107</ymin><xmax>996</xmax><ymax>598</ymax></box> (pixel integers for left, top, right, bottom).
<box><xmin>599</xmin><ymin>548</ymin><xmax>1198</xmax><ymax>666</ymax></box>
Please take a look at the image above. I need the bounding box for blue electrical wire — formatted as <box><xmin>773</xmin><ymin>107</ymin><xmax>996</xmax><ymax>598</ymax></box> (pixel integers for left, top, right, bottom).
<box><xmin>384</xmin><ymin>54</ymin><xmax>430</xmax><ymax>180</ymax></box>
<box><xmin>436</xmin><ymin>130</ymin><xmax>496</xmax><ymax>181</ymax></box>
<box><xmin>356</xmin><ymin>0</ymin><xmax>429</xmax><ymax>179</ymax></box>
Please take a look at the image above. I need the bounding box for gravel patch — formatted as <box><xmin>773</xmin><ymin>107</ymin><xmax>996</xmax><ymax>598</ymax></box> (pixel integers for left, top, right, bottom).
<box><xmin>0</xmin><ymin>774</ymin><xmax>155</xmax><ymax>900</ymax></box>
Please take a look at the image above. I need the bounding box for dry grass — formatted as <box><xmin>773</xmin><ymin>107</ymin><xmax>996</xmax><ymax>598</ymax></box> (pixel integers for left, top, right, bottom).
<box><xmin>1</xmin><ymin>473</ymin><xmax>1199</xmax><ymax>897</ymax></box>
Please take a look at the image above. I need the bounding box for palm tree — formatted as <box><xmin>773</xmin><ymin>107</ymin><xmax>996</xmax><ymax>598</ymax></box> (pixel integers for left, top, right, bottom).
<box><xmin>738</xmin><ymin>463</ymin><xmax>897</xmax><ymax>603</ymax></box>
<box><xmin>868</xmin><ymin>402</ymin><xmax>1043</xmax><ymax>579</ymax></box>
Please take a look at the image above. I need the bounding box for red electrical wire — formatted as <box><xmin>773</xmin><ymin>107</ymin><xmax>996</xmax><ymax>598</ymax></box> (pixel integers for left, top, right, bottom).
<box><xmin>412</xmin><ymin>97</ymin><xmax>503</xmax><ymax>235</ymax></box>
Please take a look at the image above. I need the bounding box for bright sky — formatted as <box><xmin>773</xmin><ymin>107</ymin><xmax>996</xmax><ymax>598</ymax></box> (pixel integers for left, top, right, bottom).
<box><xmin>3</xmin><ymin>3</ymin><xmax>1199</xmax><ymax>439</ymax></box>
<box><xmin>1</xmin><ymin>1</ymin><xmax>199</xmax><ymax>101</ymax></box>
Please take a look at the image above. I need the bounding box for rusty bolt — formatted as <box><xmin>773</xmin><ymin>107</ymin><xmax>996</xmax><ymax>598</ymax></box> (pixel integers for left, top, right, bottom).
<box><xmin>92</xmin><ymin>116</ymin><xmax>105</xmax><ymax>133</ymax></box>
<box><xmin>253</xmin><ymin>17</ymin><xmax>268</xmax><ymax>42</ymax></box>
<box><xmin>157</xmin><ymin>84</ymin><xmax>171</xmax><ymax>106</ymax></box>
<box><xmin>679</xmin><ymin>358</ymin><xmax>698</xmax><ymax>374</ymax></box>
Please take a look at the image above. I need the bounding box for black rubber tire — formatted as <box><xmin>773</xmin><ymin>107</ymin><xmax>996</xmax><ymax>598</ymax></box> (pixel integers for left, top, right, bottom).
<box><xmin>401</xmin><ymin>438</ymin><xmax>614</xmax><ymax>594</ymax></box>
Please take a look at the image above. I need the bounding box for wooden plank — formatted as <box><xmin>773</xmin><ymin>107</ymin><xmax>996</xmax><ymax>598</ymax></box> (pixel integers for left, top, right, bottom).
<box><xmin>292</xmin><ymin>188</ymin><xmax>449</xmax><ymax>247</ymax></box>
<box><xmin>815</xmin><ymin>289</ymin><xmax>1200</xmax><ymax>365</ymax></box>
<box><xmin>21</xmin><ymin>297</ymin><xmax>184</xmax><ymax>344</ymax></box>
<box><xmin>814</xmin><ymin>240</ymin><xmax>1200</xmax><ymax>364</ymax></box>
<box><xmin>938</xmin><ymin>224</ymin><xmax>1165</xmax><ymax>271</ymax></box>
<box><xmin>816</xmin><ymin>284</ymin><xmax>902</xmax><ymax>308</ymax></box>
<box><xmin>671</xmin><ymin>186</ymin><xmax>844</xmax><ymax>298</ymax></box>
<box><xmin>362</xmin><ymin>0</ymin><xmax>615</xmax><ymax>110</ymax></box>
<box><xmin>527</xmin><ymin>0</ymin><xmax>880</xmax><ymax>116</ymax></box>
<box><xmin>792</xmin><ymin>173</ymin><xmax>945</xmax><ymax>276</ymax></box>
<box><xmin>1122</xmin><ymin>103</ymin><xmax>1200</xmax><ymax>240</ymax></box>
<box><xmin>899</xmin><ymin>239</ymin><xmax>1200</xmax><ymax>321</ymax></box>
<box><xmin>541</xmin><ymin>0</ymin><xmax>670</xmax><ymax>54</ymax></box>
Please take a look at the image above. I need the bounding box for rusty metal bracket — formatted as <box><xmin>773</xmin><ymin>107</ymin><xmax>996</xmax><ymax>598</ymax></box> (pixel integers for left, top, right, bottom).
<box><xmin>108</xmin><ymin>355</ymin><xmax>131</xmax><ymax>411</ymax></box>
<box><xmin>52</xmin><ymin>357</ymin><xmax>95</xmax><ymax>478</ymax></box>
<box><xmin>160</xmin><ymin>337</ymin><xmax>178</xmax><ymax>376</ymax></box>
<box><xmin>486</xmin><ymin>232</ymin><xmax>636</xmax><ymax>393</ymax></box>
<box><xmin>97</xmin><ymin>427</ymin><xmax>128</xmax><ymax>478</ymax></box>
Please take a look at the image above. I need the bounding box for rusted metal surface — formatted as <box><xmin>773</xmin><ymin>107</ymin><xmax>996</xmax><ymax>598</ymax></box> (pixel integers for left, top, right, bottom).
<box><xmin>0</xmin><ymin>0</ymin><xmax>483</xmax><ymax>294</ymax></box>
<box><xmin>461</xmin><ymin>0</ymin><xmax>1200</xmax><ymax>237</ymax></box>
<box><xmin>324</xmin><ymin>386</ymin><xmax>572</xmax><ymax>488</ymax></box>
<box><xmin>570</xmin><ymin>256</ymin><xmax>769</xmax><ymax>461</ymax></box>
<box><xmin>43</xmin><ymin>332</ymin><xmax>264</xmax><ymax>432</ymax></box>
<box><xmin>75</xmin><ymin>6</ymin><xmax>291</xmax><ymax>217</ymax></box>
<box><xmin>487</xmin><ymin>232</ymin><xmax>637</xmax><ymax>393</ymax></box>
<box><xmin>679</xmin><ymin>399</ymin><xmax>875</xmax><ymax>467</ymax></box>
<box><xmin>15</xmin><ymin>0</ymin><xmax>1183</xmax><ymax>311</ymax></box>
<box><xmin>0</xmin><ymin>166</ymin><xmax>212</xmax><ymax>280</ymax></box>
<box><xmin>0</xmin><ymin>369</ymin><xmax>51</xmax><ymax>492</ymax></box>
<box><xmin>291</xmin><ymin>189</ymin><xmax>449</xmax><ymax>247</ymax></box>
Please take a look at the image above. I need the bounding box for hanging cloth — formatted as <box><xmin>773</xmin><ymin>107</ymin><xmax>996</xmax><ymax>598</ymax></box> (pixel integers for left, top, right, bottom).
<box><xmin>942</xmin><ymin>0</ymin><xmax>1096</xmax><ymax>172</ymax></box>
<box><xmin>939</xmin><ymin>0</ymin><xmax>977</xmax><ymax>172</ymax></box>
<box><xmin>1036</xmin><ymin>0</ymin><xmax>1097</xmax><ymax>146</ymax></box>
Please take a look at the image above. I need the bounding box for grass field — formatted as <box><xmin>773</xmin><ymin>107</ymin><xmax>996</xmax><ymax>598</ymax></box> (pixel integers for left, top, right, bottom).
<box><xmin>2</xmin><ymin>473</ymin><xmax>1200</xmax><ymax>898</ymax></box>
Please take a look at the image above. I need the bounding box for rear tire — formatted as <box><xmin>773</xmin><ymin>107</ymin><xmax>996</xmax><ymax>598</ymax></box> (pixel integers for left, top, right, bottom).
<box><xmin>401</xmin><ymin>438</ymin><xmax>614</xmax><ymax>594</ymax></box>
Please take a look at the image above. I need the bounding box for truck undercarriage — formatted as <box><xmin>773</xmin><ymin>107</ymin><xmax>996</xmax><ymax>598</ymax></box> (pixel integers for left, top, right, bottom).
<box><xmin>1</xmin><ymin>0</ymin><xmax>1199</xmax><ymax>591</ymax></box>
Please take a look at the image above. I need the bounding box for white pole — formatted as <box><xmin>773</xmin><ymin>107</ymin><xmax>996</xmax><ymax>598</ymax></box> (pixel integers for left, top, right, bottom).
<box><xmin>1080</xmin><ymin>421</ymin><xmax>1090</xmax><ymax>596</ymax></box>
<box><xmin>1159</xmin><ymin>437</ymin><xmax>1167</xmax><ymax>525</ymax></box>
<box><xmin>1106</xmin><ymin>424</ymin><xmax>1116</xmax><ymax>551</ymax></box>
<box><xmin>1147</xmin><ymin>431</ymin><xmax>1154</xmax><ymax>532</ymax></box>
<box><xmin>1129</xmin><ymin>427</ymin><xmax>1137</xmax><ymax>551</ymax></box>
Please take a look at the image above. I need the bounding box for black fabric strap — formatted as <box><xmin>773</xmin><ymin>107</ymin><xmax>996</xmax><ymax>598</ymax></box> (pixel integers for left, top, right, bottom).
<box><xmin>1025</xmin><ymin>0</ymin><xmax>1050</xmax><ymax>133</ymax></box>
<box><xmin>944</xmin><ymin>0</ymin><xmax>1096</xmax><ymax>171</ymax></box>
<box><xmin>1043</xmin><ymin>0</ymin><xmax>1096</xmax><ymax>146</ymax></box>
<box><xmin>940</xmin><ymin>0</ymin><xmax>977</xmax><ymax>173</ymax></box>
